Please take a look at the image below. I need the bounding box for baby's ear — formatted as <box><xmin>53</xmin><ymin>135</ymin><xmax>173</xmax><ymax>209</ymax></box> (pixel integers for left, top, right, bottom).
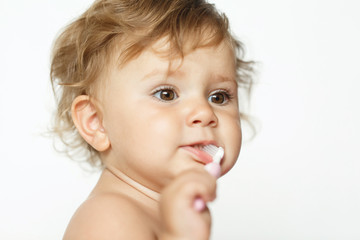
<box><xmin>71</xmin><ymin>95</ymin><xmax>110</xmax><ymax>152</ymax></box>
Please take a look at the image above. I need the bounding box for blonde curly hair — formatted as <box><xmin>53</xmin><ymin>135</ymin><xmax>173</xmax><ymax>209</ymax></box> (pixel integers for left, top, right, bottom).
<box><xmin>50</xmin><ymin>0</ymin><xmax>254</xmax><ymax>168</ymax></box>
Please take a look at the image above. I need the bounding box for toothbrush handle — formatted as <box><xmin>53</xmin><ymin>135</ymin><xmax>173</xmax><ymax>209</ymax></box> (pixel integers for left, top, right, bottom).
<box><xmin>204</xmin><ymin>162</ymin><xmax>221</xmax><ymax>178</ymax></box>
<box><xmin>193</xmin><ymin>162</ymin><xmax>221</xmax><ymax>211</ymax></box>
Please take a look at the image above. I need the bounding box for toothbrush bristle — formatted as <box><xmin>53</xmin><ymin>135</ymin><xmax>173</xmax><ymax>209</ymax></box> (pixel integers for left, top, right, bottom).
<box><xmin>202</xmin><ymin>144</ymin><xmax>219</xmax><ymax>157</ymax></box>
<box><xmin>202</xmin><ymin>145</ymin><xmax>224</xmax><ymax>164</ymax></box>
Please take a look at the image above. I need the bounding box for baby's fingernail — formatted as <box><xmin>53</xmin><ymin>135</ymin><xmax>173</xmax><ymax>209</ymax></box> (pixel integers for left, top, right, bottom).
<box><xmin>193</xmin><ymin>197</ymin><xmax>206</xmax><ymax>211</ymax></box>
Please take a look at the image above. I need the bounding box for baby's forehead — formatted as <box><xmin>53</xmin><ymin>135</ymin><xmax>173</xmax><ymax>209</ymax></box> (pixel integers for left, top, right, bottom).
<box><xmin>112</xmin><ymin>37</ymin><xmax>236</xmax><ymax>71</ymax></box>
<box><xmin>105</xmin><ymin>40</ymin><xmax>237</xmax><ymax>87</ymax></box>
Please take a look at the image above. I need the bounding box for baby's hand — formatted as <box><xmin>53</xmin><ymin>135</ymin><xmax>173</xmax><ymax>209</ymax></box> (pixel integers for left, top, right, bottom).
<box><xmin>159</xmin><ymin>169</ymin><xmax>217</xmax><ymax>240</ymax></box>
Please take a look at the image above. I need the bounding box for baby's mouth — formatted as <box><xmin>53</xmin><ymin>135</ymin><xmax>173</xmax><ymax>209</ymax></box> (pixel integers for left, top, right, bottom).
<box><xmin>181</xmin><ymin>144</ymin><xmax>214</xmax><ymax>164</ymax></box>
<box><xmin>192</xmin><ymin>144</ymin><xmax>209</xmax><ymax>151</ymax></box>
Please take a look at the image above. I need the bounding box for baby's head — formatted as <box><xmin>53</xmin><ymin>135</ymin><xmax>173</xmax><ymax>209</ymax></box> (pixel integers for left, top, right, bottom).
<box><xmin>50</xmin><ymin>0</ymin><xmax>253</xmax><ymax>180</ymax></box>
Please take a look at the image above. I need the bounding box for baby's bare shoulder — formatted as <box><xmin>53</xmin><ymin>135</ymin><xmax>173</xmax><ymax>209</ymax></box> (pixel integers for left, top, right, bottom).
<box><xmin>63</xmin><ymin>193</ymin><xmax>156</xmax><ymax>240</ymax></box>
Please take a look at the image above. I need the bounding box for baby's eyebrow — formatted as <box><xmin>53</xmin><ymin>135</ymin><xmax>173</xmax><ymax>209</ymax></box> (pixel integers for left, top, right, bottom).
<box><xmin>216</xmin><ymin>74</ymin><xmax>235</xmax><ymax>82</ymax></box>
<box><xmin>141</xmin><ymin>69</ymin><xmax>167</xmax><ymax>81</ymax></box>
<box><xmin>214</xmin><ymin>74</ymin><xmax>237</xmax><ymax>86</ymax></box>
<box><xmin>141</xmin><ymin>67</ymin><xmax>182</xmax><ymax>82</ymax></box>
<box><xmin>141</xmin><ymin>69</ymin><xmax>237</xmax><ymax>87</ymax></box>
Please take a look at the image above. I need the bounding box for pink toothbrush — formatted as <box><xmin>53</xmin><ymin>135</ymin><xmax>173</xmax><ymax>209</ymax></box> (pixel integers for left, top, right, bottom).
<box><xmin>193</xmin><ymin>145</ymin><xmax>224</xmax><ymax>211</ymax></box>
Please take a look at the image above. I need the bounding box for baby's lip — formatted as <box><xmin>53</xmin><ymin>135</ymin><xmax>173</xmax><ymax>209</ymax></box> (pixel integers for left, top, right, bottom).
<box><xmin>180</xmin><ymin>141</ymin><xmax>219</xmax><ymax>164</ymax></box>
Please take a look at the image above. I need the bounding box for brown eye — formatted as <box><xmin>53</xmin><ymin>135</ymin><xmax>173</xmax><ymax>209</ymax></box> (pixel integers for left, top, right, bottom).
<box><xmin>153</xmin><ymin>88</ymin><xmax>178</xmax><ymax>101</ymax></box>
<box><xmin>208</xmin><ymin>91</ymin><xmax>230</xmax><ymax>104</ymax></box>
<box><xmin>160</xmin><ymin>90</ymin><xmax>175</xmax><ymax>100</ymax></box>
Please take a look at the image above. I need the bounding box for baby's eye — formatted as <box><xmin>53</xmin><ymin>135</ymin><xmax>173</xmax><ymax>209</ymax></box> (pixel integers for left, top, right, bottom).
<box><xmin>153</xmin><ymin>87</ymin><xmax>178</xmax><ymax>101</ymax></box>
<box><xmin>208</xmin><ymin>90</ymin><xmax>232</xmax><ymax>105</ymax></box>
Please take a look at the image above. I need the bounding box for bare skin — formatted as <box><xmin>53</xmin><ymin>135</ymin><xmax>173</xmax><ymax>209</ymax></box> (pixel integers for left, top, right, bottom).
<box><xmin>63</xmin><ymin>168</ymin><xmax>216</xmax><ymax>240</ymax></box>
<box><xmin>65</xmin><ymin>41</ymin><xmax>241</xmax><ymax>239</ymax></box>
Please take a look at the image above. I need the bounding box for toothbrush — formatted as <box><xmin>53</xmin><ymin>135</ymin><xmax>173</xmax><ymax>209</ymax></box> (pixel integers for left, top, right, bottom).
<box><xmin>193</xmin><ymin>145</ymin><xmax>224</xmax><ymax>211</ymax></box>
<box><xmin>203</xmin><ymin>145</ymin><xmax>224</xmax><ymax>178</ymax></box>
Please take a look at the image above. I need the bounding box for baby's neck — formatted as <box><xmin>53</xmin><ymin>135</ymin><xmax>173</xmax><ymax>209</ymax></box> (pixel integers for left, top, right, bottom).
<box><xmin>88</xmin><ymin>166</ymin><xmax>162</xmax><ymax>233</ymax></box>
<box><xmin>105</xmin><ymin>165</ymin><xmax>161</xmax><ymax>202</ymax></box>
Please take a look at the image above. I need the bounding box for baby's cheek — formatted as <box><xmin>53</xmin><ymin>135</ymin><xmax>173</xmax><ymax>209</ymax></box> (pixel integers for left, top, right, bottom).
<box><xmin>221</xmin><ymin>151</ymin><xmax>238</xmax><ymax>176</ymax></box>
<box><xmin>222</xmin><ymin>120</ymin><xmax>242</xmax><ymax>175</ymax></box>
<box><xmin>149</xmin><ymin>116</ymin><xmax>179</xmax><ymax>141</ymax></box>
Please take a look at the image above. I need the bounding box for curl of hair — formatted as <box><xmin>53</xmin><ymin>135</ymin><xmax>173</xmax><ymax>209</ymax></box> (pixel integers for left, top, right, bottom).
<box><xmin>50</xmin><ymin>0</ymin><xmax>254</xmax><ymax>168</ymax></box>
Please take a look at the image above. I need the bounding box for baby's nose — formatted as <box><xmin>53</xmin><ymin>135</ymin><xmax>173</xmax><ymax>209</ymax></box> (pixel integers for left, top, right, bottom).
<box><xmin>185</xmin><ymin>100</ymin><xmax>218</xmax><ymax>128</ymax></box>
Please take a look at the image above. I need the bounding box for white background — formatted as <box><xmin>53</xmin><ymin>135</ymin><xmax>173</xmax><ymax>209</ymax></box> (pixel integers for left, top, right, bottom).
<box><xmin>1</xmin><ymin>0</ymin><xmax>359</xmax><ymax>239</ymax></box>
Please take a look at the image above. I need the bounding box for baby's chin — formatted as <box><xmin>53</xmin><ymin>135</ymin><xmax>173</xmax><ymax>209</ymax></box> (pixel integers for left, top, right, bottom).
<box><xmin>220</xmin><ymin>159</ymin><xmax>238</xmax><ymax>177</ymax></box>
<box><xmin>174</xmin><ymin>161</ymin><xmax>219</xmax><ymax>180</ymax></box>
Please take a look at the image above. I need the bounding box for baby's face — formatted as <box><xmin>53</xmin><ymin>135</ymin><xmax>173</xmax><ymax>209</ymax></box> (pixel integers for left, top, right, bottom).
<box><xmin>99</xmin><ymin>40</ymin><xmax>242</xmax><ymax>192</ymax></box>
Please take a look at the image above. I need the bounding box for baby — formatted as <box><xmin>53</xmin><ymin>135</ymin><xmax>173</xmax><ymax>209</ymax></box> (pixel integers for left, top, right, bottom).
<box><xmin>50</xmin><ymin>0</ymin><xmax>253</xmax><ymax>239</ymax></box>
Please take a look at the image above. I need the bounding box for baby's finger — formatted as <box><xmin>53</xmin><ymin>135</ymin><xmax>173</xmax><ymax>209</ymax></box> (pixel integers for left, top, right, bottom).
<box><xmin>161</xmin><ymin>169</ymin><xmax>217</xmax><ymax>215</ymax></box>
<box><xmin>160</xmin><ymin>169</ymin><xmax>216</xmax><ymax>239</ymax></box>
